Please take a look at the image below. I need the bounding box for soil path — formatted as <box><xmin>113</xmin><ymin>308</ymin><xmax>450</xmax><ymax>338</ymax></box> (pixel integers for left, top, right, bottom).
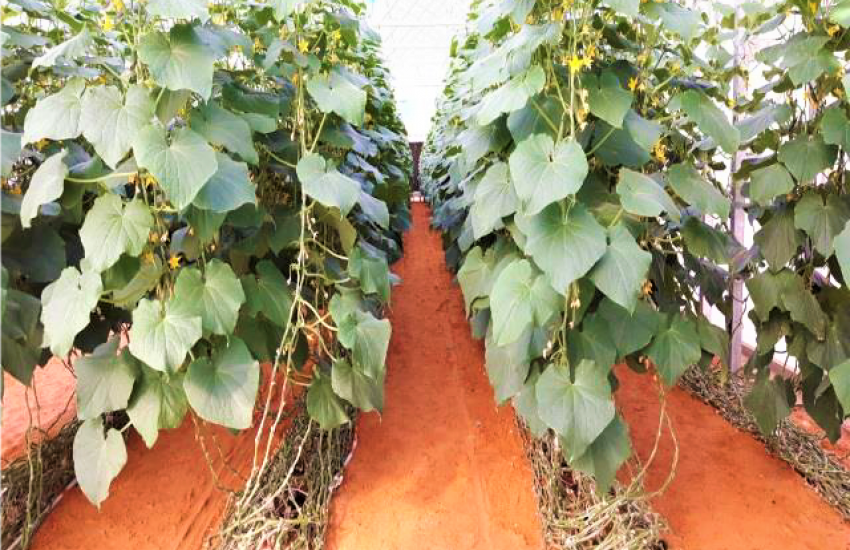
<box><xmin>326</xmin><ymin>203</ymin><xmax>544</xmax><ymax>550</ymax></box>
<box><xmin>616</xmin><ymin>366</ymin><xmax>850</xmax><ymax>550</ymax></box>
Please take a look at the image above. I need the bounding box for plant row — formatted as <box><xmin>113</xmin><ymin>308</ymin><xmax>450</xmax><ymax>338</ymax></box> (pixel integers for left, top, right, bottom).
<box><xmin>0</xmin><ymin>0</ymin><xmax>411</xmax><ymax>507</ymax></box>
<box><xmin>422</xmin><ymin>0</ymin><xmax>850</xmax><ymax>492</ymax></box>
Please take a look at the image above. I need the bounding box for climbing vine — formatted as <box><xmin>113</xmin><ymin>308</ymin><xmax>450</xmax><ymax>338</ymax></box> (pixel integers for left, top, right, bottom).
<box><xmin>1</xmin><ymin>0</ymin><xmax>410</xmax><ymax>509</ymax></box>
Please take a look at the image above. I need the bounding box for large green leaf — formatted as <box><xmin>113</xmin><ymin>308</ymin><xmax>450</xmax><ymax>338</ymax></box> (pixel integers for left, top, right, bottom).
<box><xmin>647</xmin><ymin>315</ymin><xmax>701</xmax><ymax>386</ymax></box>
<box><xmin>128</xmin><ymin>296</ymin><xmax>202</xmax><ymax>372</ymax></box>
<box><xmin>306</xmin><ymin>69</ymin><xmax>367</xmax><ymax>126</ymax></box>
<box><xmin>40</xmin><ymin>266</ymin><xmax>102</xmax><ymax>357</ymax></box>
<box><xmin>486</xmin><ymin>327</ymin><xmax>533</xmax><ymax>404</ymax></box>
<box><xmin>749</xmin><ymin>164</ymin><xmax>795</xmax><ymax>206</ymax></box>
<box><xmin>587</xmin><ymin>72</ymin><xmax>633</xmax><ymax>129</ymax></box>
<box><xmin>338</xmin><ymin>310</ymin><xmax>391</xmax><ymax>379</ymax></box>
<box><xmin>837</xmin><ymin>221</ymin><xmax>850</xmax><ymax>281</ymax></box>
<box><xmin>677</xmin><ymin>90</ymin><xmax>740</xmax><ymax>155</ymax></box>
<box><xmin>32</xmin><ymin>27</ymin><xmax>92</xmax><ymax>68</ymax></box>
<box><xmin>778</xmin><ymin>135</ymin><xmax>836</xmax><ymax>183</ymax></box>
<box><xmin>793</xmin><ymin>192</ymin><xmax>850</xmax><ymax>257</ymax></box>
<box><xmin>753</xmin><ymin>208</ymin><xmax>801</xmax><ymax>270</ymax></box>
<box><xmin>307</xmin><ymin>372</ymin><xmax>349</xmax><ymax>429</ymax></box>
<box><xmin>20</xmin><ymin>149</ymin><xmax>68</xmax><ymax>228</ymax></box>
<box><xmin>516</xmin><ymin>203</ymin><xmax>606</xmax><ymax>294</ymax></box>
<box><xmin>597</xmin><ymin>298</ymin><xmax>660</xmax><ymax>358</ymax></box>
<box><xmin>127</xmin><ymin>366</ymin><xmax>188</xmax><ymax>448</ymax></box>
<box><xmin>110</xmin><ymin>258</ymin><xmax>163</xmax><ymax>308</ymax></box>
<box><xmin>242</xmin><ymin>260</ymin><xmax>293</xmax><ymax>328</ymax></box>
<box><xmin>536</xmin><ymin>360</ymin><xmax>615</xmax><ymax>460</ymax></box>
<box><xmin>569</xmin><ymin>414</ymin><xmax>631</xmax><ymax>494</ymax></box>
<box><xmin>147</xmin><ymin>0</ymin><xmax>210</xmax><ymax>22</ymax></box>
<box><xmin>681</xmin><ymin>217</ymin><xmax>735</xmax><ymax>264</ymax></box>
<box><xmin>273</xmin><ymin>0</ymin><xmax>313</xmax><ymax>20</ymax></box>
<box><xmin>348</xmin><ymin>246</ymin><xmax>390</xmax><ymax>303</ymax></box>
<box><xmin>1</xmin><ymin>129</ymin><xmax>22</xmax><ymax>178</ymax></box>
<box><xmin>184</xmin><ymin>338</ymin><xmax>259</xmax><ymax>430</ymax></box>
<box><xmin>296</xmin><ymin>153</ymin><xmax>359</xmax><ymax>216</ymax></box>
<box><xmin>470</xmin><ymin>162</ymin><xmax>519</xmax><ymax>239</ymax></box>
<box><xmin>617</xmin><ymin>168</ymin><xmax>680</xmax><ymax>222</ymax></box>
<box><xmin>80</xmin><ymin>85</ymin><xmax>154</xmax><ymax>168</ymax></box>
<box><xmin>820</xmin><ymin>106</ymin><xmax>850</xmax><ymax>150</ymax></box>
<box><xmin>80</xmin><ymin>195</ymin><xmax>153</xmax><ymax>273</ymax></box>
<box><xmin>744</xmin><ymin>370</ymin><xmax>792</xmax><ymax>435</ymax></box>
<box><xmin>644</xmin><ymin>2</ymin><xmax>701</xmax><ymax>40</ymax></box>
<box><xmin>134</xmin><ymin>125</ymin><xmax>218</xmax><ymax>210</ymax></box>
<box><xmin>76</xmin><ymin>336</ymin><xmax>138</xmax><ymax>420</ymax></box>
<box><xmin>589</xmin><ymin>224</ymin><xmax>651</xmax><ymax>313</ymax></box>
<box><xmin>22</xmin><ymin>78</ymin><xmax>85</xmax><ymax>144</ymax></box>
<box><xmin>509</xmin><ymin>134</ymin><xmax>588</xmax><ymax>215</ymax></box>
<box><xmin>191</xmin><ymin>103</ymin><xmax>258</xmax><ymax>165</ymax></box>
<box><xmin>332</xmin><ymin>359</ymin><xmax>384</xmax><ymax>413</ymax></box>
<box><xmin>476</xmin><ymin>65</ymin><xmax>545</xmax><ymax>126</ymax></box>
<box><xmin>490</xmin><ymin>259</ymin><xmax>559</xmax><ymax>346</ymax></box>
<box><xmin>138</xmin><ymin>25</ymin><xmax>215</xmax><ymax>100</ymax></box>
<box><xmin>829</xmin><ymin>359</ymin><xmax>850</xmax><ymax>414</ymax></box>
<box><xmin>73</xmin><ymin>417</ymin><xmax>127</xmax><ymax>508</ymax></box>
<box><xmin>2</xmin><ymin>287</ymin><xmax>44</xmax><ymax>384</ymax></box>
<box><xmin>192</xmin><ymin>152</ymin><xmax>256</xmax><ymax>213</ymax></box>
<box><xmin>668</xmin><ymin>163</ymin><xmax>729</xmax><ymax>220</ymax></box>
<box><xmin>174</xmin><ymin>260</ymin><xmax>245</xmax><ymax>335</ymax></box>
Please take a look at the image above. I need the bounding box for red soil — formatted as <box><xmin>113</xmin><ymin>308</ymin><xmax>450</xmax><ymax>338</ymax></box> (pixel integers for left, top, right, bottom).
<box><xmin>326</xmin><ymin>203</ymin><xmax>544</xmax><ymax>550</ymax></box>
<box><xmin>617</xmin><ymin>366</ymin><xmax>850</xmax><ymax>550</ymax></box>
<box><xmin>2</xmin><ymin>360</ymin><xmax>77</xmax><ymax>464</ymax></box>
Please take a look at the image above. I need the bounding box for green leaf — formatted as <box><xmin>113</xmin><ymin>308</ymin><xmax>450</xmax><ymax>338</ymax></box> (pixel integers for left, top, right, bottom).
<box><xmin>744</xmin><ymin>370</ymin><xmax>792</xmax><ymax>435</ymax></box>
<box><xmin>590</xmin><ymin>224</ymin><xmax>651</xmax><ymax>314</ymax></box>
<box><xmin>698</xmin><ymin>317</ymin><xmax>730</xmax><ymax>368</ymax></box>
<box><xmin>668</xmin><ymin>163</ymin><xmax>729</xmax><ymax>220</ymax></box>
<box><xmin>127</xmin><ymin>366</ymin><xmax>188</xmax><ymax>448</ymax></box>
<box><xmin>242</xmin><ymin>260</ymin><xmax>293</xmax><ymax>328</ymax></box>
<box><xmin>32</xmin><ymin>28</ymin><xmax>92</xmax><ymax>69</ymax></box>
<box><xmin>1</xmin><ymin>129</ymin><xmax>22</xmax><ymax>177</ymax></box>
<box><xmin>509</xmin><ymin>134</ymin><xmax>588</xmax><ymax>215</ymax></box>
<box><xmin>20</xmin><ymin>149</ymin><xmax>68</xmax><ymax>228</ymax></box>
<box><xmin>40</xmin><ymin>266</ymin><xmax>102</xmax><ymax>357</ymax></box>
<box><xmin>677</xmin><ymin>90</ymin><xmax>740</xmax><ymax>155</ymax></box>
<box><xmin>191</xmin><ymin>103</ymin><xmax>259</xmax><ymax>165</ymax></box>
<box><xmin>617</xmin><ymin>168</ymin><xmax>680</xmax><ymax>222</ymax></box>
<box><xmin>831</xmin><ymin>0</ymin><xmax>850</xmax><ymax>26</ymax></box>
<box><xmin>829</xmin><ymin>359</ymin><xmax>850</xmax><ymax>414</ymax></box>
<box><xmin>681</xmin><ymin>217</ymin><xmax>735</xmax><ymax>264</ymax></box>
<box><xmin>486</xmin><ymin>327</ymin><xmax>533</xmax><ymax>404</ymax></box>
<box><xmin>569</xmin><ymin>414</ymin><xmax>631</xmax><ymax>494</ymax></box>
<box><xmin>147</xmin><ymin>0</ymin><xmax>210</xmax><ymax>23</ymax></box>
<box><xmin>348</xmin><ymin>246</ymin><xmax>391</xmax><ymax>303</ymax></box>
<box><xmin>602</xmin><ymin>0</ymin><xmax>638</xmax><ymax>16</ymax></box>
<box><xmin>80</xmin><ymin>195</ymin><xmax>153</xmax><ymax>273</ymax></box>
<box><xmin>338</xmin><ymin>310</ymin><xmax>391</xmax><ymax>379</ymax></box>
<box><xmin>128</xmin><ymin>296</ymin><xmax>202</xmax><ymax>372</ymax></box>
<box><xmin>476</xmin><ymin>65</ymin><xmax>545</xmax><ymax>126</ymax></box>
<box><xmin>296</xmin><ymin>153</ymin><xmax>359</xmax><ymax>215</ymax></box>
<box><xmin>749</xmin><ymin>164</ymin><xmax>795</xmax><ymax>206</ymax></box>
<box><xmin>788</xmin><ymin>50</ymin><xmax>839</xmax><ymax>86</ymax></box>
<box><xmin>597</xmin><ymin>298</ymin><xmax>660</xmax><ymax>358</ymax></box>
<box><xmin>80</xmin><ymin>85</ymin><xmax>154</xmax><ymax>168</ymax></box>
<box><xmin>76</xmin><ymin>336</ymin><xmax>138</xmax><ymax>420</ymax></box>
<box><xmin>516</xmin><ymin>202</ymin><xmax>606</xmax><ymax>295</ymax></box>
<box><xmin>134</xmin><ymin>125</ymin><xmax>218</xmax><ymax>210</ymax></box>
<box><xmin>820</xmin><ymin>106</ymin><xmax>850</xmax><ymax>150</ymax></box>
<box><xmin>458</xmin><ymin>246</ymin><xmax>495</xmax><ymax>314</ymax></box>
<box><xmin>138</xmin><ymin>25</ymin><xmax>215</xmax><ymax>100</ymax></box>
<box><xmin>22</xmin><ymin>78</ymin><xmax>85</xmax><ymax>144</ymax></box>
<box><xmin>836</xmin><ymin>222</ymin><xmax>850</xmax><ymax>281</ymax></box>
<box><xmin>174</xmin><ymin>260</ymin><xmax>245</xmax><ymax>335</ymax></box>
<box><xmin>778</xmin><ymin>135</ymin><xmax>836</xmax><ymax>183</ymax></box>
<box><xmin>184</xmin><ymin>338</ymin><xmax>259</xmax><ymax>430</ymax></box>
<box><xmin>110</xmin><ymin>258</ymin><xmax>163</xmax><ymax>308</ymax></box>
<box><xmin>358</xmin><ymin>191</ymin><xmax>389</xmax><ymax>229</ymax></box>
<box><xmin>307</xmin><ymin>372</ymin><xmax>349</xmax><ymax>429</ymax></box>
<box><xmin>273</xmin><ymin>0</ymin><xmax>314</xmax><ymax>21</ymax></box>
<box><xmin>192</xmin><ymin>152</ymin><xmax>256</xmax><ymax>213</ymax></box>
<box><xmin>490</xmin><ymin>259</ymin><xmax>559</xmax><ymax>346</ymax></box>
<box><xmin>793</xmin><ymin>192</ymin><xmax>850</xmax><ymax>257</ymax></box>
<box><xmin>587</xmin><ymin>72</ymin><xmax>633</xmax><ymax>129</ymax></box>
<box><xmin>306</xmin><ymin>69</ymin><xmax>367</xmax><ymax>126</ymax></box>
<box><xmin>536</xmin><ymin>361</ymin><xmax>615</xmax><ymax>460</ymax></box>
<box><xmin>644</xmin><ymin>2</ymin><xmax>701</xmax><ymax>40</ymax></box>
<box><xmin>754</xmin><ymin>208</ymin><xmax>801</xmax><ymax>270</ymax></box>
<box><xmin>470</xmin><ymin>162</ymin><xmax>519</xmax><ymax>239</ymax></box>
<box><xmin>647</xmin><ymin>315</ymin><xmax>701</xmax><ymax>386</ymax></box>
<box><xmin>513</xmin><ymin>366</ymin><xmax>548</xmax><ymax>436</ymax></box>
<box><xmin>332</xmin><ymin>359</ymin><xmax>384</xmax><ymax>413</ymax></box>
<box><xmin>2</xmin><ymin>287</ymin><xmax>44</xmax><ymax>384</ymax></box>
<box><xmin>73</xmin><ymin>417</ymin><xmax>127</xmax><ymax>508</ymax></box>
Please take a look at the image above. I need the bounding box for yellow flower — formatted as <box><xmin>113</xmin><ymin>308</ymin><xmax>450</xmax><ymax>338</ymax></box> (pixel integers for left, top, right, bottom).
<box><xmin>568</xmin><ymin>55</ymin><xmax>592</xmax><ymax>74</ymax></box>
<box><xmin>809</xmin><ymin>1</ymin><xmax>818</xmax><ymax>15</ymax></box>
<box><xmin>291</xmin><ymin>72</ymin><xmax>299</xmax><ymax>86</ymax></box>
<box><xmin>212</xmin><ymin>13</ymin><xmax>226</xmax><ymax>25</ymax></box>
<box><xmin>102</xmin><ymin>15</ymin><xmax>114</xmax><ymax>31</ymax></box>
<box><xmin>628</xmin><ymin>77</ymin><xmax>639</xmax><ymax>91</ymax></box>
<box><xmin>168</xmin><ymin>254</ymin><xmax>180</xmax><ymax>270</ymax></box>
<box><xmin>144</xmin><ymin>175</ymin><xmax>156</xmax><ymax>187</ymax></box>
<box><xmin>653</xmin><ymin>141</ymin><xmax>667</xmax><ymax>163</ymax></box>
<box><xmin>149</xmin><ymin>231</ymin><xmax>159</xmax><ymax>243</ymax></box>
<box><xmin>331</xmin><ymin>30</ymin><xmax>342</xmax><ymax>42</ymax></box>
<box><xmin>298</xmin><ymin>38</ymin><xmax>309</xmax><ymax>53</ymax></box>
<box><xmin>113</xmin><ymin>0</ymin><xmax>124</xmax><ymax>12</ymax></box>
<box><xmin>142</xmin><ymin>251</ymin><xmax>155</xmax><ymax>264</ymax></box>
<box><xmin>585</xmin><ymin>44</ymin><xmax>597</xmax><ymax>59</ymax></box>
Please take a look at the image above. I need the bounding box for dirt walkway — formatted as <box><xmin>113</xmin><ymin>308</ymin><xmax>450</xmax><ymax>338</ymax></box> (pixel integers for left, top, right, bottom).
<box><xmin>326</xmin><ymin>203</ymin><xmax>544</xmax><ymax>550</ymax></box>
<box><xmin>617</xmin><ymin>366</ymin><xmax>850</xmax><ymax>550</ymax></box>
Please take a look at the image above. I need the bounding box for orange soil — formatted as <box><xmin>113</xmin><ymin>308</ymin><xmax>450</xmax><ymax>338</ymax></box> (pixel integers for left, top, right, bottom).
<box><xmin>326</xmin><ymin>203</ymin><xmax>544</xmax><ymax>550</ymax></box>
<box><xmin>28</xmin><ymin>367</ymin><xmax>298</xmax><ymax>550</ymax></box>
<box><xmin>616</xmin><ymin>366</ymin><xmax>850</xmax><ymax>550</ymax></box>
<box><xmin>2</xmin><ymin>360</ymin><xmax>77</xmax><ymax>464</ymax></box>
